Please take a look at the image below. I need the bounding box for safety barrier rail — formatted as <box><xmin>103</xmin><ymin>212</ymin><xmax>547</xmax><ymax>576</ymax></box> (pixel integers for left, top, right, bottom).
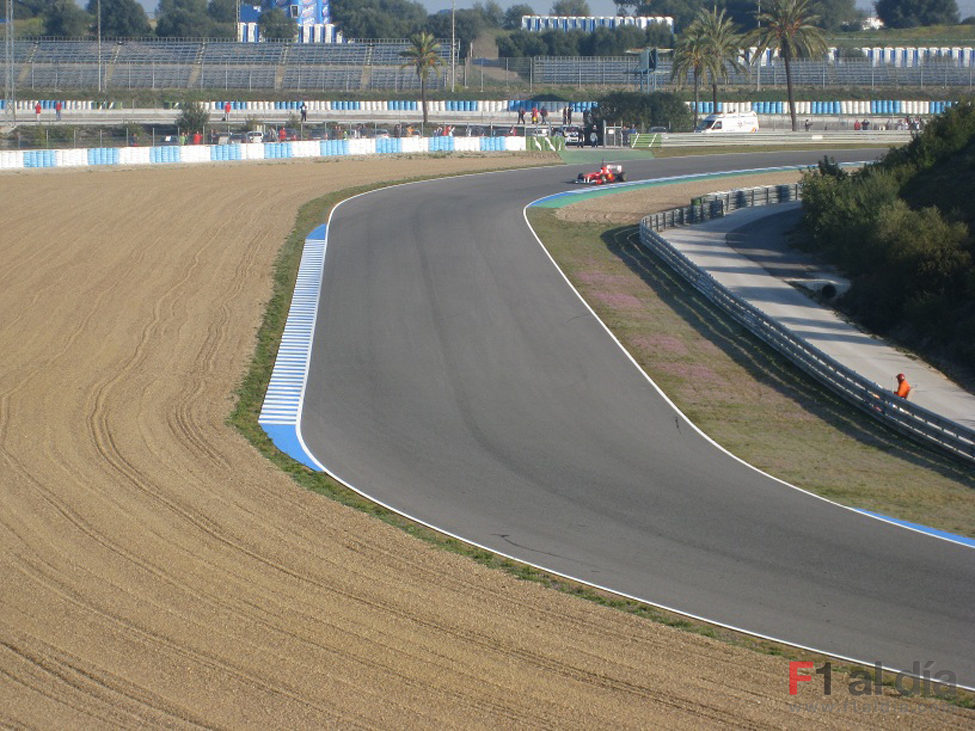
<box><xmin>0</xmin><ymin>133</ymin><xmax>528</xmax><ymax>170</ymax></box>
<box><xmin>639</xmin><ymin>185</ymin><xmax>975</xmax><ymax>465</ymax></box>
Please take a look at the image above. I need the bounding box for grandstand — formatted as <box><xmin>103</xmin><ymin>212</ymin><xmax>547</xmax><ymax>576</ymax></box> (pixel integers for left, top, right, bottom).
<box><xmin>4</xmin><ymin>39</ymin><xmax>975</xmax><ymax>93</ymax></box>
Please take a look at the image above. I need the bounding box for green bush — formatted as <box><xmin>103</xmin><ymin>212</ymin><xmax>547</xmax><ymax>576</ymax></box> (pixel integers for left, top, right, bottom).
<box><xmin>800</xmin><ymin>140</ymin><xmax>975</xmax><ymax>374</ymax></box>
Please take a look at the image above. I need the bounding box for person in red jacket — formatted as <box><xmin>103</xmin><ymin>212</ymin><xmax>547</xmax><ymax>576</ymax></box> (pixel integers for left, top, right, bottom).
<box><xmin>894</xmin><ymin>373</ymin><xmax>912</xmax><ymax>399</ymax></box>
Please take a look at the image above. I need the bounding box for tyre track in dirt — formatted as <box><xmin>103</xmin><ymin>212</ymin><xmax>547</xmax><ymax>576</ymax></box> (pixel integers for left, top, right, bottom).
<box><xmin>1</xmin><ymin>158</ymin><xmax>972</xmax><ymax>728</ymax></box>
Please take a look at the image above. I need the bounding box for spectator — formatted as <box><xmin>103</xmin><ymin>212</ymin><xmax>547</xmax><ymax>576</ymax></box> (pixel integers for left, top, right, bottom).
<box><xmin>517</xmin><ymin>107</ymin><xmax>525</xmax><ymax>124</ymax></box>
<box><xmin>34</xmin><ymin>101</ymin><xmax>41</xmax><ymax>121</ymax></box>
<box><xmin>540</xmin><ymin>106</ymin><xmax>548</xmax><ymax>124</ymax></box>
<box><xmin>854</xmin><ymin>119</ymin><xmax>861</xmax><ymax>131</ymax></box>
<box><xmin>224</xmin><ymin>101</ymin><xmax>231</xmax><ymax>121</ymax></box>
<box><xmin>300</xmin><ymin>101</ymin><xmax>307</xmax><ymax>122</ymax></box>
<box><xmin>278</xmin><ymin>126</ymin><xmax>286</xmax><ymax>142</ymax></box>
<box><xmin>55</xmin><ymin>100</ymin><xmax>62</xmax><ymax>121</ymax></box>
<box><xmin>894</xmin><ymin>373</ymin><xmax>912</xmax><ymax>399</ymax></box>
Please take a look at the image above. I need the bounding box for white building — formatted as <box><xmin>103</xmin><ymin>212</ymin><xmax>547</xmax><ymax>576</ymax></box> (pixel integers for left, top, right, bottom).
<box><xmin>520</xmin><ymin>15</ymin><xmax>674</xmax><ymax>33</ymax></box>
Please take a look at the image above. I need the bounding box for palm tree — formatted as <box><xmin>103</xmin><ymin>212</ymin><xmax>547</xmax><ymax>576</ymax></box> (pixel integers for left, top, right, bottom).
<box><xmin>696</xmin><ymin>8</ymin><xmax>746</xmax><ymax>112</ymax></box>
<box><xmin>400</xmin><ymin>32</ymin><xmax>444</xmax><ymax>127</ymax></box>
<box><xmin>670</xmin><ymin>20</ymin><xmax>708</xmax><ymax>129</ymax></box>
<box><xmin>746</xmin><ymin>0</ymin><xmax>828</xmax><ymax>131</ymax></box>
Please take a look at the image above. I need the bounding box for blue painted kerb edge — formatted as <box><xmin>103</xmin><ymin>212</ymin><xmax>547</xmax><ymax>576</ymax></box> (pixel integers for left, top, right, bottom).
<box><xmin>263</xmin><ymin>424</ymin><xmax>319</xmax><ymax>470</ymax></box>
<box><xmin>258</xmin><ymin>223</ymin><xmax>327</xmax><ymax>471</ymax></box>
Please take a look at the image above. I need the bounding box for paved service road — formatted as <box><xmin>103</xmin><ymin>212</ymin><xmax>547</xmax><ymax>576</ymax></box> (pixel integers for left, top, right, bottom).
<box><xmin>300</xmin><ymin>152</ymin><xmax>975</xmax><ymax>688</ymax></box>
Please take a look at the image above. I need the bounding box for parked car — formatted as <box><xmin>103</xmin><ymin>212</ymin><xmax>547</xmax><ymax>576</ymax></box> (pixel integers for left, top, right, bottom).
<box><xmin>560</xmin><ymin>125</ymin><xmax>583</xmax><ymax>146</ymax></box>
<box><xmin>245</xmin><ymin>130</ymin><xmax>264</xmax><ymax>143</ymax></box>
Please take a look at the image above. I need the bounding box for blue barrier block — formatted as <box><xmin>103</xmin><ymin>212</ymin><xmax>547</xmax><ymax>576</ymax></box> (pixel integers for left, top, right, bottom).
<box><xmin>275</xmin><ymin>142</ymin><xmax>293</xmax><ymax>158</ymax></box>
<box><xmin>87</xmin><ymin>147</ymin><xmax>119</xmax><ymax>166</ymax></box>
<box><xmin>24</xmin><ymin>150</ymin><xmax>56</xmax><ymax>167</ymax></box>
<box><xmin>150</xmin><ymin>145</ymin><xmax>180</xmax><ymax>164</ymax></box>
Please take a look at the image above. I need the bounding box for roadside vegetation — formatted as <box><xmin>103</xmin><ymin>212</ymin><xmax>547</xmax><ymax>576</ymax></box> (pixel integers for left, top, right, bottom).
<box><xmin>800</xmin><ymin>100</ymin><xmax>975</xmax><ymax>382</ymax></box>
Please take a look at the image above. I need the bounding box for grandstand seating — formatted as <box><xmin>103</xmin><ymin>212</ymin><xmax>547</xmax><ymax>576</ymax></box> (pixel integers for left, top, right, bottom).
<box><xmin>108</xmin><ymin>63</ymin><xmax>194</xmax><ymax>89</ymax></box>
<box><xmin>114</xmin><ymin>41</ymin><xmax>202</xmax><ymax>65</ymax></box>
<box><xmin>4</xmin><ymin>39</ymin><xmax>975</xmax><ymax>92</ymax></box>
<box><xmin>287</xmin><ymin>43</ymin><xmax>369</xmax><ymax>65</ymax></box>
<box><xmin>281</xmin><ymin>66</ymin><xmax>362</xmax><ymax>91</ymax></box>
<box><xmin>199</xmin><ymin>66</ymin><xmax>278</xmax><ymax>90</ymax></box>
<box><xmin>366</xmin><ymin>68</ymin><xmax>445</xmax><ymax>91</ymax></box>
<box><xmin>201</xmin><ymin>42</ymin><xmax>287</xmax><ymax>65</ymax></box>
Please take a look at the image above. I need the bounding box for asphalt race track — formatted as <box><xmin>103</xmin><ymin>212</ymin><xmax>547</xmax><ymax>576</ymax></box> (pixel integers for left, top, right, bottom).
<box><xmin>299</xmin><ymin>151</ymin><xmax>975</xmax><ymax>689</ymax></box>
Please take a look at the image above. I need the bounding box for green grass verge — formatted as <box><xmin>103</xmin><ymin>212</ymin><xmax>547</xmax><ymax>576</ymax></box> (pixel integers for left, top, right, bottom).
<box><xmin>228</xmin><ymin>164</ymin><xmax>973</xmax><ymax>710</ymax></box>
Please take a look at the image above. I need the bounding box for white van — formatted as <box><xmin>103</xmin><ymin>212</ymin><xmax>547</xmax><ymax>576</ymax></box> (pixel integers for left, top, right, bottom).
<box><xmin>695</xmin><ymin>111</ymin><xmax>759</xmax><ymax>133</ymax></box>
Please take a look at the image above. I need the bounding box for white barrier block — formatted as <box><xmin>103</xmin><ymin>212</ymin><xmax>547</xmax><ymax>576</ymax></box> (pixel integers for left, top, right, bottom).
<box><xmin>346</xmin><ymin>138</ymin><xmax>375</xmax><ymax>155</ymax></box>
<box><xmin>453</xmin><ymin>137</ymin><xmax>479</xmax><ymax>152</ymax></box>
<box><xmin>0</xmin><ymin>150</ymin><xmax>24</xmax><ymax>169</ymax></box>
<box><xmin>180</xmin><ymin>145</ymin><xmax>211</xmax><ymax>164</ymax></box>
<box><xmin>400</xmin><ymin>136</ymin><xmax>426</xmax><ymax>153</ymax></box>
<box><xmin>504</xmin><ymin>136</ymin><xmax>527</xmax><ymax>152</ymax></box>
<box><xmin>56</xmin><ymin>148</ymin><xmax>89</xmax><ymax>167</ymax></box>
<box><xmin>241</xmin><ymin>143</ymin><xmax>266</xmax><ymax>160</ymax></box>
<box><xmin>119</xmin><ymin>147</ymin><xmax>152</xmax><ymax>166</ymax></box>
<box><xmin>292</xmin><ymin>140</ymin><xmax>319</xmax><ymax>158</ymax></box>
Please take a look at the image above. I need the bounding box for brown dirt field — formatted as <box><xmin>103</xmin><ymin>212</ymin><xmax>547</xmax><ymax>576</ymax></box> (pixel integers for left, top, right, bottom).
<box><xmin>1</xmin><ymin>157</ymin><xmax>970</xmax><ymax>727</ymax></box>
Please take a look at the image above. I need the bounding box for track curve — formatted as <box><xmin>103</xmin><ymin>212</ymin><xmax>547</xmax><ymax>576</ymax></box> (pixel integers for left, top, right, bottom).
<box><xmin>300</xmin><ymin>151</ymin><xmax>975</xmax><ymax>688</ymax></box>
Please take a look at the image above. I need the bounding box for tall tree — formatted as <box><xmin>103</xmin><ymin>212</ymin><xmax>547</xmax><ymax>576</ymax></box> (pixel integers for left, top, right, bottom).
<box><xmin>258</xmin><ymin>6</ymin><xmax>296</xmax><ymax>40</ymax></box>
<box><xmin>551</xmin><ymin>0</ymin><xmax>590</xmax><ymax>15</ymax></box>
<box><xmin>86</xmin><ymin>0</ymin><xmax>150</xmax><ymax>37</ymax></box>
<box><xmin>503</xmin><ymin>3</ymin><xmax>535</xmax><ymax>29</ymax></box>
<box><xmin>330</xmin><ymin>0</ymin><xmax>427</xmax><ymax>38</ymax></box>
<box><xmin>207</xmin><ymin>0</ymin><xmax>236</xmax><ymax>23</ymax></box>
<box><xmin>155</xmin><ymin>0</ymin><xmax>211</xmax><ymax>36</ymax></box>
<box><xmin>424</xmin><ymin>9</ymin><xmax>483</xmax><ymax>59</ymax></box>
<box><xmin>400</xmin><ymin>31</ymin><xmax>443</xmax><ymax>125</ymax></box>
<box><xmin>44</xmin><ymin>0</ymin><xmax>90</xmax><ymax>36</ymax></box>
<box><xmin>746</xmin><ymin>0</ymin><xmax>828</xmax><ymax>131</ymax></box>
<box><xmin>875</xmin><ymin>0</ymin><xmax>959</xmax><ymax>27</ymax></box>
<box><xmin>670</xmin><ymin>17</ymin><xmax>707</xmax><ymax>127</ymax></box>
<box><xmin>614</xmin><ymin>0</ymin><xmax>638</xmax><ymax>16</ymax></box>
<box><xmin>636</xmin><ymin>0</ymin><xmax>707</xmax><ymax>31</ymax></box>
<box><xmin>696</xmin><ymin>8</ymin><xmax>745</xmax><ymax>111</ymax></box>
<box><xmin>473</xmin><ymin>0</ymin><xmax>504</xmax><ymax>27</ymax></box>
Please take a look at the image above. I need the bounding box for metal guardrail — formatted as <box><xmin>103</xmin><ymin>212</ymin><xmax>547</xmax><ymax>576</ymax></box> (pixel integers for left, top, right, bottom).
<box><xmin>639</xmin><ymin>185</ymin><xmax>975</xmax><ymax>465</ymax></box>
<box><xmin>652</xmin><ymin>131</ymin><xmax>914</xmax><ymax>147</ymax></box>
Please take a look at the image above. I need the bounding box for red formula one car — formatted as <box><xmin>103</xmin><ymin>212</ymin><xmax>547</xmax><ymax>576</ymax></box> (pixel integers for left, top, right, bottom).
<box><xmin>575</xmin><ymin>163</ymin><xmax>625</xmax><ymax>185</ymax></box>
